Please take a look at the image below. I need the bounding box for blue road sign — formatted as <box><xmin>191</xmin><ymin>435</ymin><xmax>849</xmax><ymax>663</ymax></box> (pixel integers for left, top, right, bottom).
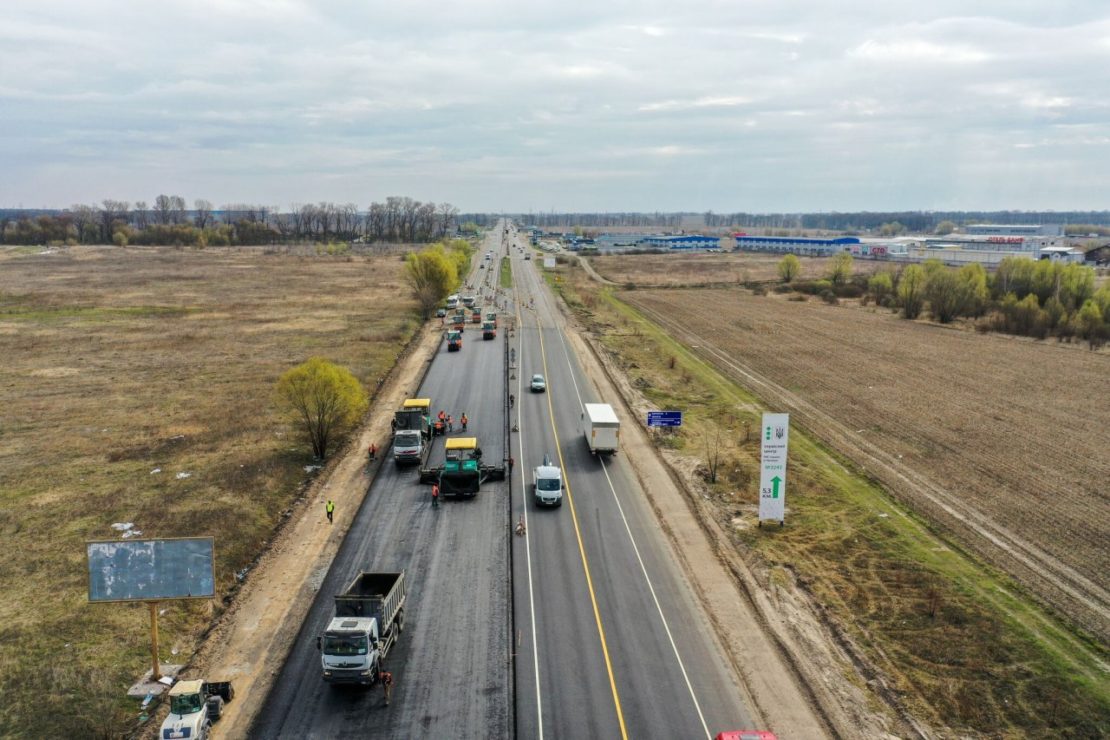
<box><xmin>647</xmin><ymin>411</ymin><xmax>683</xmax><ymax>427</ymax></box>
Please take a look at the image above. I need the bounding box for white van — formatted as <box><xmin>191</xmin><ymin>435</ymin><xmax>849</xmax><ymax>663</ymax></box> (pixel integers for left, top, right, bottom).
<box><xmin>533</xmin><ymin>455</ymin><xmax>563</xmax><ymax>507</ymax></box>
<box><xmin>445</xmin><ymin>294</ymin><xmax>459</xmax><ymax>310</ymax></box>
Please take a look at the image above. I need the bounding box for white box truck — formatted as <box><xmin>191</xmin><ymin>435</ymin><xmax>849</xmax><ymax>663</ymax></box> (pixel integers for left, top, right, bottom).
<box><xmin>584</xmin><ymin>403</ymin><xmax>620</xmax><ymax>455</ymax></box>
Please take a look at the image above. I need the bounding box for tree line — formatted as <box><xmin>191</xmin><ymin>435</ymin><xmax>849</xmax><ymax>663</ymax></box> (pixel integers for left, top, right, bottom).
<box><xmin>0</xmin><ymin>196</ymin><xmax>459</xmax><ymax>247</ymax></box>
<box><xmin>777</xmin><ymin>254</ymin><xmax>1110</xmax><ymax>348</ymax></box>
<box><xmin>468</xmin><ymin>210</ymin><xmax>1110</xmax><ymax>233</ymax></box>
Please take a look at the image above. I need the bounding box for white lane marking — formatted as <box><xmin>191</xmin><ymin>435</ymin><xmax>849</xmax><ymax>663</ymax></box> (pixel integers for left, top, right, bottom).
<box><xmin>512</xmin><ymin>245</ymin><xmax>544</xmax><ymax>740</ymax></box>
<box><xmin>546</xmin><ymin>283</ymin><xmax>713</xmax><ymax>740</ymax></box>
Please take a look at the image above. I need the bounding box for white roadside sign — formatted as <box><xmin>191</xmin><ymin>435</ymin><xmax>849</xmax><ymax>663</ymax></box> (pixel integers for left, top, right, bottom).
<box><xmin>544</xmin><ymin>256</ymin><xmax>556</xmax><ymax>268</ymax></box>
<box><xmin>758</xmin><ymin>413</ymin><xmax>790</xmax><ymax>523</ymax></box>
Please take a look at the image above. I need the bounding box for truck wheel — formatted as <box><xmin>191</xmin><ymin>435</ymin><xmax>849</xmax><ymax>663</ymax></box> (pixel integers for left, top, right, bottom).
<box><xmin>205</xmin><ymin>695</ymin><xmax>224</xmax><ymax>721</ymax></box>
<box><xmin>397</xmin><ymin>608</ymin><xmax>405</xmax><ymax>634</ymax></box>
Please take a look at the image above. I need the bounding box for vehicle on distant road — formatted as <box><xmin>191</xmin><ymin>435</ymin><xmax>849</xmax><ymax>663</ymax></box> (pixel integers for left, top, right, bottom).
<box><xmin>436</xmin><ymin>307</ymin><xmax>446</xmax><ymax>318</ymax></box>
<box><xmin>530</xmin><ymin>374</ymin><xmax>546</xmax><ymax>392</ymax></box>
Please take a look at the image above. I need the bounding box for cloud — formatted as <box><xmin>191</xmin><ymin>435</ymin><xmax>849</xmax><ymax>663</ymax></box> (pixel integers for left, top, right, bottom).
<box><xmin>848</xmin><ymin>38</ymin><xmax>992</xmax><ymax>64</ymax></box>
<box><xmin>1</xmin><ymin>0</ymin><xmax>1108</xmax><ymax>210</ymax></box>
<box><xmin>639</xmin><ymin>96</ymin><xmax>752</xmax><ymax>112</ymax></box>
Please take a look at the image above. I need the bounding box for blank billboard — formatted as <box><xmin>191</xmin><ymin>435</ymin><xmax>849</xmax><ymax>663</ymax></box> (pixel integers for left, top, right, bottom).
<box><xmin>86</xmin><ymin>537</ymin><xmax>215</xmax><ymax>603</ymax></box>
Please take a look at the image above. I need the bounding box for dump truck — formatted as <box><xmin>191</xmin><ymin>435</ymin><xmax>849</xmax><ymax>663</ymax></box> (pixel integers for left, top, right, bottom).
<box><xmin>471</xmin><ymin>308</ymin><xmax>482</xmax><ymax>324</ymax></box>
<box><xmin>394</xmin><ymin>398</ymin><xmax>432</xmax><ymax>441</ymax></box>
<box><xmin>482</xmin><ymin>321</ymin><xmax>496</xmax><ymax>340</ymax></box>
<box><xmin>584</xmin><ymin>403</ymin><xmax>620</xmax><ymax>455</ymax></box>
<box><xmin>159</xmin><ymin>679</ymin><xmax>234</xmax><ymax>740</ymax></box>
<box><xmin>447</xmin><ymin>330</ymin><xmax>463</xmax><ymax>352</ymax></box>
<box><xmin>419</xmin><ymin>436</ymin><xmax>505</xmax><ymax>497</ymax></box>
<box><xmin>319</xmin><ymin>571</ymin><xmax>406</xmax><ymax>686</ymax></box>
<box><xmin>486</xmin><ymin>311</ymin><xmax>497</xmax><ymax>328</ymax></box>
<box><xmin>452</xmin><ymin>310</ymin><xmax>466</xmax><ymax>331</ymax></box>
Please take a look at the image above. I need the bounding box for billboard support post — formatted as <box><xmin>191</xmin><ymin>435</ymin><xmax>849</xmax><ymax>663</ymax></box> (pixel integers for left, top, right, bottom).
<box><xmin>149</xmin><ymin>601</ymin><xmax>161</xmax><ymax>681</ymax></box>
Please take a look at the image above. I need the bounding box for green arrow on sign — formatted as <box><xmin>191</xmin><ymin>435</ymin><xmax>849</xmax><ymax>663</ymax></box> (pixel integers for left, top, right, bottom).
<box><xmin>771</xmin><ymin>476</ymin><xmax>781</xmax><ymax>498</ymax></box>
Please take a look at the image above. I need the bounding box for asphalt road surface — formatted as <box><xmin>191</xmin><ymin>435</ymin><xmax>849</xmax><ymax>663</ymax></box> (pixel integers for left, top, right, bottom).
<box><xmin>254</xmin><ymin>228</ymin><xmax>513</xmax><ymax>738</ymax></box>
<box><xmin>507</xmin><ymin>225</ymin><xmax>754</xmax><ymax>739</ymax></box>
<box><xmin>255</xmin><ymin>221</ymin><xmax>755</xmax><ymax>738</ymax></box>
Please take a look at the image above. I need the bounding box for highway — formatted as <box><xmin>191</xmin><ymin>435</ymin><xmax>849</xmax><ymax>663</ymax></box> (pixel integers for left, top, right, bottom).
<box><xmin>254</xmin><ymin>227</ymin><xmax>513</xmax><ymax>738</ymax></box>
<box><xmin>506</xmin><ymin>226</ymin><xmax>753</xmax><ymax>738</ymax></box>
<box><xmin>253</xmin><ymin>220</ymin><xmax>755</xmax><ymax>737</ymax></box>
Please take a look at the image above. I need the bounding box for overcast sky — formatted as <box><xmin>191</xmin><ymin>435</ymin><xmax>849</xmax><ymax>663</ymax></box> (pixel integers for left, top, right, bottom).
<box><xmin>2</xmin><ymin>1</ymin><xmax>1109</xmax><ymax>212</ymax></box>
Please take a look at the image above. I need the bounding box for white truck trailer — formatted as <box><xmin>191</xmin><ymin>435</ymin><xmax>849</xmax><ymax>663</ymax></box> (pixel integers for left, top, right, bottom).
<box><xmin>584</xmin><ymin>403</ymin><xmax>620</xmax><ymax>455</ymax></box>
<box><xmin>318</xmin><ymin>571</ymin><xmax>406</xmax><ymax>686</ymax></box>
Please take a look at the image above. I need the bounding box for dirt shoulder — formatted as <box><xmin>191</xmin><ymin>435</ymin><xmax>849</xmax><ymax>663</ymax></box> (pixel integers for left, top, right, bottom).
<box><xmin>142</xmin><ymin>320</ymin><xmax>442</xmax><ymax>738</ymax></box>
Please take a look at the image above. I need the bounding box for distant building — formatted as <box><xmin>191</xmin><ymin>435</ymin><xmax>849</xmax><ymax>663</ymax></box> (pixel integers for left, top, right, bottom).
<box><xmin>639</xmin><ymin>235</ymin><xmax>721</xmax><ymax>250</ymax></box>
<box><xmin>735</xmin><ymin>235</ymin><xmax>859</xmax><ymax>256</ymax></box>
<box><xmin>965</xmin><ymin>224</ymin><xmax>1063</xmax><ymax>237</ymax></box>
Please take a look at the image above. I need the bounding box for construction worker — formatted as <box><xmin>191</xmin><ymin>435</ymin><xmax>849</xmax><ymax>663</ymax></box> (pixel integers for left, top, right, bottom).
<box><xmin>368</xmin><ymin>442</ymin><xmax>377</xmax><ymax>461</ymax></box>
<box><xmin>380</xmin><ymin>669</ymin><xmax>393</xmax><ymax>705</ymax></box>
<box><xmin>446</xmin><ymin>414</ymin><xmax>453</xmax><ymax>433</ymax></box>
<box><xmin>515</xmin><ymin>515</ymin><xmax>526</xmax><ymax>536</ymax></box>
<box><xmin>509</xmin><ymin>393</ymin><xmax>515</xmax><ymax>408</ymax></box>
<box><xmin>325</xmin><ymin>499</ymin><xmax>335</xmax><ymax>524</ymax></box>
<box><xmin>431</xmin><ymin>482</ymin><xmax>440</xmax><ymax>508</ymax></box>
<box><xmin>460</xmin><ymin>413</ymin><xmax>468</xmax><ymax>431</ymax></box>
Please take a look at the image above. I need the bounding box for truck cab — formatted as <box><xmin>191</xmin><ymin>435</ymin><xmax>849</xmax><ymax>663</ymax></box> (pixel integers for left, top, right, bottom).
<box><xmin>320</xmin><ymin>616</ymin><xmax>381</xmax><ymax>685</ymax></box>
<box><xmin>393</xmin><ymin>430</ymin><xmax>424</xmax><ymax>465</ymax></box>
<box><xmin>161</xmin><ymin>680</ymin><xmax>210</xmax><ymax>740</ymax></box>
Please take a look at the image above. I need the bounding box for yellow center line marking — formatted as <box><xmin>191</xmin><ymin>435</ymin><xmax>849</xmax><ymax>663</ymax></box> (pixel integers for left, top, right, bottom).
<box><xmin>529</xmin><ymin>271</ymin><xmax>629</xmax><ymax>740</ymax></box>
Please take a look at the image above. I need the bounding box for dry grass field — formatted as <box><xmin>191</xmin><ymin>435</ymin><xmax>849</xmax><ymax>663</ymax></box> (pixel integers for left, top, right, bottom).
<box><xmin>624</xmin><ymin>289</ymin><xmax>1110</xmax><ymax>639</ymax></box>
<box><xmin>0</xmin><ymin>245</ymin><xmax>418</xmax><ymax>736</ymax></box>
<box><xmin>589</xmin><ymin>251</ymin><xmax>883</xmax><ymax>286</ymax></box>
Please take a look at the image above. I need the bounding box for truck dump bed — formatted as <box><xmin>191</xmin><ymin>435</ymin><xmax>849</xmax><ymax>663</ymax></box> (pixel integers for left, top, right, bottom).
<box><xmin>334</xmin><ymin>571</ymin><xmax>405</xmax><ymax>632</ymax></box>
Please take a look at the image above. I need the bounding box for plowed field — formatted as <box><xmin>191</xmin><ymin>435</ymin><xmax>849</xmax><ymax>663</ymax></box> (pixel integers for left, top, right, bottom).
<box><xmin>589</xmin><ymin>251</ymin><xmax>882</xmax><ymax>286</ymax></box>
<box><xmin>624</xmin><ymin>289</ymin><xmax>1110</xmax><ymax>639</ymax></box>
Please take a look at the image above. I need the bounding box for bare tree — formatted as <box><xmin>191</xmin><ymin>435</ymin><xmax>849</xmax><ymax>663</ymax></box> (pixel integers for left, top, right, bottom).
<box><xmin>170</xmin><ymin>195</ymin><xmax>186</xmax><ymax>224</ymax></box>
<box><xmin>153</xmin><ymin>194</ymin><xmax>173</xmax><ymax>225</ymax></box>
<box><xmin>194</xmin><ymin>199</ymin><xmax>213</xmax><ymax>229</ymax></box>
<box><xmin>704</xmin><ymin>421</ymin><xmax>723</xmax><ymax>484</ymax></box>
<box><xmin>100</xmin><ymin>199</ymin><xmax>130</xmax><ymax>241</ymax></box>
<box><xmin>437</xmin><ymin>202</ymin><xmax>458</xmax><ymax>238</ymax></box>
<box><xmin>69</xmin><ymin>204</ymin><xmax>98</xmax><ymax>243</ymax></box>
<box><xmin>133</xmin><ymin>201</ymin><xmax>149</xmax><ymax>229</ymax></box>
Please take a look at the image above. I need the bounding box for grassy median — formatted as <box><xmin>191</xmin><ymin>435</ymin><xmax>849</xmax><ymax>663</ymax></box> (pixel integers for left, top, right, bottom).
<box><xmin>500</xmin><ymin>256</ymin><xmax>512</xmax><ymax>288</ymax></box>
